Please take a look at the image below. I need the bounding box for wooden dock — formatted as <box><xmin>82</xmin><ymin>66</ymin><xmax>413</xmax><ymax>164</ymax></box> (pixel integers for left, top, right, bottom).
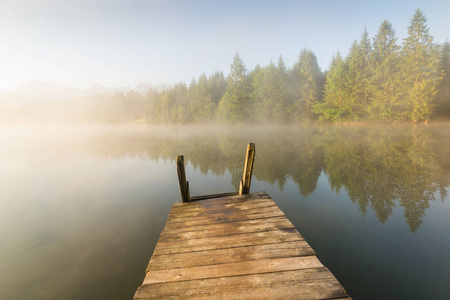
<box><xmin>134</xmin><ymin>144</ymin><xmax>350</xmax><ymax>299</ymax></box>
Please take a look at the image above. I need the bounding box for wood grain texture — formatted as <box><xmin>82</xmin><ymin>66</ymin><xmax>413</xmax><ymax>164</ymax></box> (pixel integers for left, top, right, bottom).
<box><xmin>154</xmin><ymin>228</ymin><xmax>303</xmax><ymax>255</ymax></box>
<box><xmin>164</xmin><ymin>209</ymin><xmax>286</xmax><ymax>229</ymax></box>
<box><xmin>144</xmin><ymin>256</ymin><xmax>322</xmax><ymax>284</ymax></box>
<box><xmin>147</xmin><ymin>241</ymin><xmax>316</xmax><ymax>271</ymax></box>
<box><xmin>172</xmin><ymin>191</ymin><xmax>270</xmax><ymax>209</ymax></box>
<box><xmin>160</xmin><ymin>217</ymin><xmax>295</xmax><ymax>240</ymax></box>
<box><xmin>239</xmin><ymin>143</ymin><xmax>255</xmax><ymax>195</ymax></box>
<box><xmin>168</xmin><ymin>199</ymin><xmax>276</xmax><ymax>218</ymax></box>
<box><xmin>135</xmin><ymin>268</ymin><xmax>349</xmax><ymax>299</ymax></box>
<box><xmin>190</xmin><ymin>192</ymin><xmax>238</xmax><ymax>201</ymax></box>
<box><xmin>176</xmin><ymin>155</ymin><xmax>190</xmax><ymax>203</ymax></box>
<box><xmin>134</xmin><ymin>191</ymin><xmax>350</xmax><ymax>299</ymax></box>
<box><xmin>167</xmin><ymin>205</ymin><xmax>282</xmax><ymax>224</ymax></box>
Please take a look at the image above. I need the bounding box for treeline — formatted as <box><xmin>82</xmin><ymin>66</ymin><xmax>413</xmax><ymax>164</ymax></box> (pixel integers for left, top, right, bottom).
<box><xmin>146</xmin><ymin>9</ymin><xmax>450</xmax><ymax>124</ymax></box>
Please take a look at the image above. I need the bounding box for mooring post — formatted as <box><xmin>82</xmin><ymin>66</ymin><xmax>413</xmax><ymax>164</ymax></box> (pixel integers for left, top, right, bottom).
<box><xmin>239</xmin><ymin>143</ymin><xmax>255</xmax><ymax>195</ymax></box>
<box><xmin>176</xmin><ymin>155</ymin><xmax>190</xmax><ymax>202</ymax></box>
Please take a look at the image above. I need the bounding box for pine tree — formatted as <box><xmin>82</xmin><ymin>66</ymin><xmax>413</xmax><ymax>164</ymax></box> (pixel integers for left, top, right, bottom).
<box><xmin>217</xmin><ymin>53</ymin><xmax>253</xmax><ymax>122</ymax></box>
<box><xmin>314</xmin><ymin>52</ymin><xmax>353</xmax><ymax>124</ymax></box>
<box><xmin>291</xmin><ymin>49</ymin><xmax>323</xmax><ymax>121</ymax></box>
<box><xmin>402</xmin><ymin>9</ymin><xmax>442</xmax><ymax>122</ymax></box>
<box><xmin>369</xmin><ymin>20</ymin><xmax>402</xmax><ymax>121</ymax></box>
<box><xmin>169</xmin><ymin>83</ymin><xmax>188</xmax><ymax>123</ymax></box>
<box><xmin>207</xmin><ymin>71</ymin><xmax>227</xmax><ymax>106</ymax></box>
<box><xmin>252</xmin><ymin>57</ymin><xmax>288</xmax><ymax>123</ymax></box>
<box><xmin>435</xmin><ymin>41</ymin><xmax>450</xmax><ymax>118</ymax></box>
<box><xmin>346</xmin><ymin>28</ymin><xmax>372</xmax><ymax>120</ymax></box>
<box><xmin>188</xmin><ymin>74</ymin><xmax>214</xmax><ymax>122</ymax></box>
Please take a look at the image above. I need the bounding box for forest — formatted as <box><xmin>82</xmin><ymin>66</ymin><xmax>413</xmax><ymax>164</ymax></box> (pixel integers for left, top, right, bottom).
<box><xmin>147</xmin><ymin>9</ymin><xmax>450</xmax><ymax>124</ymax></box>
<box><xmin>1</xmin><ymin>9</ymin><xmax>449</xmax><ymax>125</ymax></box>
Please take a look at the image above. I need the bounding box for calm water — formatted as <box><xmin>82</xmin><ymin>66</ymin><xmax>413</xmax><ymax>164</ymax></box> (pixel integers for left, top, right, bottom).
<box><xmin>1</xmin><ymin>124</ymin><xmax>449</xmax><ymax>299</ymax></box>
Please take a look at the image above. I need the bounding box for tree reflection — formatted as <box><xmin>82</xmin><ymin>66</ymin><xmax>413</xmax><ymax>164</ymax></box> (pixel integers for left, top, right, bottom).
<box><xmin>87</xmin><ymin>125</ymin><xmax>448</xmax><ymax>233</ymax></box>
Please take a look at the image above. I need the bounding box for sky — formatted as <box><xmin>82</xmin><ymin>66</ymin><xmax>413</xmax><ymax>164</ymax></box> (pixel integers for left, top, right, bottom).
<box><xmin>0</xmin><ymin>0</ymin><xmax>449</xmax><ymax>92</ymax></box>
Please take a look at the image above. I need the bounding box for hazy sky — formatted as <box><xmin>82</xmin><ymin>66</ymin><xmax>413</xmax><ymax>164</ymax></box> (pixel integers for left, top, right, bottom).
<box><xmin>1</xmin><ymin>0</ymin><xmax>449</xmax><ymax>91</ymax></box>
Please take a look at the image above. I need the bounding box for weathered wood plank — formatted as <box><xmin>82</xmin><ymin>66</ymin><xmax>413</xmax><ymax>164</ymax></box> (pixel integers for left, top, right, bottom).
<box><xmin>154</xmin><ymin>228</ymin><xmax>303</xmax><ymax>255</ymax></box>
<box><xmin>168</xmin><ymin>204</ymin><xmax>282</xmax><ymax>221</ymax></box>
<box><xmin>171</xmin><ymin>191</ymin><xmax>270</xmax><ymax>209</ymax></box>
<box><xmin>135</xmin><ymin>191</ymin><xmax>349</xmax><ymax>299</ymax></box>
<box><xmin>168</xmin><ymin>199</ymin><xmax>276</xmax><ymax>217</ymax></box>
<box><xmin>144</xmin><ymin>256</ymin><xmax>322</xmax><ymax>284</ymax></box>
<box><xmin>190</xmin><ymin>192</ymin><xmax>238</xmax><ymax>201</ymax></box>
<box><xmin>164</xmin><ymin>209</ymin><xmax>286</xmax><ymax>229</ymax></box>
<box><xmin>147</xmin><ymin>241</ymin><xmax>316</xmax><ymax>271</ymax></box>
<box><xmin>160</xmin><ymin>217</ymin><xmax>295</xmax><ymax>241</ymax></box>
<box><xmin>167</xmin><ymin>203</ymin><xmax>281</xmax><ymax>222</ymax></box>
<box><xmin>135</xmin><ymin>267</ymin><xmax>348</xmax><ymax>299</ymax></box>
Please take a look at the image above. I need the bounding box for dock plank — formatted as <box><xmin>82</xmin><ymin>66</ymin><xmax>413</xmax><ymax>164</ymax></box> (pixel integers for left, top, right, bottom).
<box><xmin>163</xmin><ymin>209</ymin><xmax>285</xmax><ymax>229</ymax></box>
<box><xmin>144</xmin><ymin>256</ymin><xmax>322</xmax><ymax>284</ymax></box>
<box><xmin>172</xmin><ymin>191</ymin><xmax>270</xmax><ymax>208</ymax></box>
<box><xmin>167</xmin><ymin>205</ymin><xmax>281</xmax><ymax>223</ymax></box>
<box><xmin>160</xmin><ymin>216</ymin><xmax>294</xmax><ymax>240</ymax></box>
<box><xmin>135</xmin><ymin>268</ymin><xmax>349</xmax><ymax>299</ymax></box>
<box><xmin>154</xmin><ymin>228</ymin><xmax>303</xmax><ymax>255</ymax></box>
<box><xmin>134</xmin><ymin>191</ymin><xmax>349</xmax><ymax>299</ymax></box>
<box><xmin>147</xmin><ymin>241</ymin><xmax>316</xmax><ymax>271</ymax></box>
<box><xmin>168</xmin><ymin>200</ymin><xmax>277</xmax><ymax>218</ymax></box>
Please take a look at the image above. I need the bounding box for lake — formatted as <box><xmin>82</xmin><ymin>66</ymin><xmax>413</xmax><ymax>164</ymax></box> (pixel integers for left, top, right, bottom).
<box><xmin>1</xmin><ymin>124</ymin><xmax>449</xmax><ymax>299</ymax></box>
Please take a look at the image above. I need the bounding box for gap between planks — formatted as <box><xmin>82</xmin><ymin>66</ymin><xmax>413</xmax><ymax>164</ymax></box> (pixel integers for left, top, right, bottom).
<box><xmin>154</xmin><ymin>228</ymin><xmax>303</xmax><ymax>255</ymax></box>
<box><xmin>144</xmin><ymin>256</ymin><xmax>323</xmax><ymax>284</ymax></box>
<box><xmin>135</xmin><ymin>268</ymin><xmax>349</xmax><ymax>300</ymax></box>
<box><xmin>147</xmin><ymin>241</ymin><xmax>316</xmax><ymax>272</ymax></box>
<box><xmin>160</xmin><ymin>217</ymin><xmax>295</xmax><ymax>241</ymax></box>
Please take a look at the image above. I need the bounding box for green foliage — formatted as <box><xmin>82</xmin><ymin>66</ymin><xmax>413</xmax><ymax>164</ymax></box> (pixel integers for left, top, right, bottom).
<box><xmin>207</xmin><ymin>71</ymin><xmax>227</xmax><ymax>106</ymax></box>
<box><xmin>136</xmin><ymin>125</ymin><xmax>447</xmax><ymax>232</ymax></box>
<box><xmin>433</xmin><ymin>41</ymin><xmax>450</xmax><ymax>118</ymax></box>
<box><xmin>188</xmin><ymin>74</ymin><xmax>215</xmax><ymax>123</ymax></box>
<box><xmin>401</xmin><ymin>9</ymin><xmax>442</xmax><ymax>121</ymax></box>
<box><xmin>346</xmin><ymin>28</ymin><xmax>372</xmax><ymax>119</ymax></box>
<box><xmin>314</xmin><ymin>53</ymin><xmax>354</xmax><ymax>123</ymax></box>
<box><xmin>217</xmin><ymin>53</ymin><xmax>254</xmax><ymax>123</ymax></box>
<box><xmin>252</xmin><ymin>57</ymin><xmax>288</xmax><ymax>123</ymax></box>
<box><xmin>145</xmin><ymin>72</ymin><xmax>226</xmax><ymax>124</ymax></box>
<box><xmin>368</xmin><ymin>20</ymin><xmax>403</xmax><ymax>121</ymax></box>
<box><xmin>141</xmin><ymin>10</ymin><xmax>447</xmax><ymax>124</ymax></box>
<box><xmin>290</xmin><ymin>49</ymin><xmax>323</xmax><ymax>121</ymax></box>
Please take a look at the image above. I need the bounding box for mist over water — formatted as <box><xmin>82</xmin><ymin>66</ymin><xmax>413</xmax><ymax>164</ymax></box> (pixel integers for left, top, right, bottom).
<box><xmin>1</xmin><ymin>124</ymin><xmax>450</xmax><ymax>299</ymax></box>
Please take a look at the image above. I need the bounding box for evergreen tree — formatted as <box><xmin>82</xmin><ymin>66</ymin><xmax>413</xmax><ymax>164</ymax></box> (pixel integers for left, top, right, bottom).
<box><xmin>291</xmin><ymin>49</ymin><xmax>323</xmax><ymax>121</ymax></box>
<box><xmin>217</xmin><ymin>53</ymin><xmax>253</xmax><ymax>122</ymax></box>
<box><xmin>207</xmin><ymin>71</ymin><xmax>227</xmax><ymax>106</ymax></box>
<box><xmin>402</xmin><ymin>9</ymin><xmax>442</xmax><ymax>122</ymax></box>
<box><xmin>369</xmin><ymin>20</ymin><xmax>402</xmax><ymax>121</ymax></box>
<box><xmin>252</xmin><ymin>58</ymin><xmax>288</xmax><ymax>123</ymax></box>
<box><xmin>314</xmin><ymin>52</ymin><xmax>353</xmax><ymax>124</ymax></box>
<box><xmin>346</xmin><ymin>28</ymin><xmax>372</xmax><ymax>120</ymax></box>
<box><xmin>169</xmin><ymin>83</ymin><xmax>189</xmax><ymax>123</ymax></box>
<box><xmin>188</xmin><ymin>74</ymin><xmax>215</xmax><ymax>122</ymax></box>
<box><xmin>433</xmin><ymin>40</ymin><xmax>450</xmax><ymax>118</ymax></box>
<box><xmin>144</xmin><ymin>88</ymin><xmax>159</xmax><ymax>123</ymax></box>
<box><xmin>160</xmin><ymin>92</ymin><xmax>172</xmax><ymax>123</ymax></box>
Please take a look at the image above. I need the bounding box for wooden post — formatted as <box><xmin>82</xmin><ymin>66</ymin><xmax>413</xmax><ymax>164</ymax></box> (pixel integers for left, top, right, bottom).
<box><xmin>239</xmin><ymin>143</ymin><xmax>255</xmax><ymax>195</ymax></box>
<box><xmin>176</xmin><ymin>155</ymin><xmax>190</xmax><ymax>202</ymax></box>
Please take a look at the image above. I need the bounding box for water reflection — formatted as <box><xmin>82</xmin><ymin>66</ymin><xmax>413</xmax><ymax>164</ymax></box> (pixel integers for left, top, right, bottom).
<box><xmin>55</xmin><ymin>124</ymin><xmax>447</xmax><ymax>233</ymax></box>
<box><xmin>3</xmin><ymin>125</ymin><xmax>449</xmax><ymax>235</ymax></box>
<box><xmin>2</xmin><ymin>124</ymin><xmax>450</xmax><ymax>299</ymax></box>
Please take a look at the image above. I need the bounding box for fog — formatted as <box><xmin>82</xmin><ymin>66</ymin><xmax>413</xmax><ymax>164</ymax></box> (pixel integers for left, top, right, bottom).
<box><xmin>2</xmin><ymin>2</ymin><xmax>450</xmax><ymax>299</ymax></box>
